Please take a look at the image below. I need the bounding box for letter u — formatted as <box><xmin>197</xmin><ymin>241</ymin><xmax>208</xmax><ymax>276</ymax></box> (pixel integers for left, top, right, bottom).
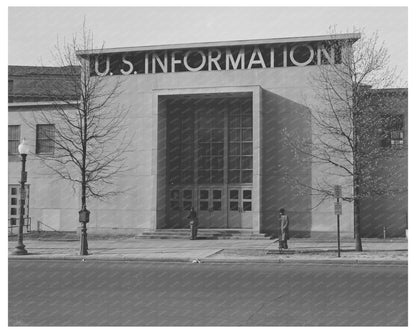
<box><xmin>95</xmin><ymin>56</ymin><xmax>110</xmax><ymax>76</ymax></box>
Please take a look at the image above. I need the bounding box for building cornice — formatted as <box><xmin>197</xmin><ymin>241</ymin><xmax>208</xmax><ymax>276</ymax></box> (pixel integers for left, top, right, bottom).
<box><xmin>77</xmin><ymin>33</ymin><xmax>361</xmax><ymax>57</ymax></box>
<box><xmin>8</xmin><ymin>101</ymin><xmax>78</xmax><ymax>108</ymax></box>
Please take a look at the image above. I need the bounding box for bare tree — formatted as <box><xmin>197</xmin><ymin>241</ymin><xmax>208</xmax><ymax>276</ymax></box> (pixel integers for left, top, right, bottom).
<box><xmin>28</xmin><ymin>24</ymin><xmax>132</xmax><ymax>254</ymax></box>
<box><xmin>283</xmin><ymin>30</ymin><xmax>406</xmax><ymax>251</ymax></box>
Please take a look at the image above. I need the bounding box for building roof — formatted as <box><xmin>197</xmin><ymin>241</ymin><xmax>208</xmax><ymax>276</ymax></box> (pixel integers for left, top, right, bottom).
<box><xmin>8</xmin><ymin>65</ymin><xmax>80</xmax><ymax>77</ymax></box>
<box><xmin>370</xmin><ymin>88</ymin><xmax>408</xmax><ymax>95</ymax></box>
<box><xmin>8</xmin><ymin>65</ymin><xmax>80</xmax><ymax>103</ymax></box>
<box><xmin>77</xmin><ymin>33</ymin><xmax>361</xmax><ymax>57</ymax></box>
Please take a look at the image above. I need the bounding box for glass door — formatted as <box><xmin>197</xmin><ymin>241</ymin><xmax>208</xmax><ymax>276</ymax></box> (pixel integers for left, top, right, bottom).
<box><xmin>167</xmin><ymin>188</ymin><xmax>194</xmax><ymax>228</ymax></box>
<box><xmin>227</xmin><ymin>187</ymin><xmax>252</xmax><ymax>228</ymax></box>
<box><xmin>197</xmin><ymin>187</ymin><xmax>226</xmax><ymax>228</ymax></box>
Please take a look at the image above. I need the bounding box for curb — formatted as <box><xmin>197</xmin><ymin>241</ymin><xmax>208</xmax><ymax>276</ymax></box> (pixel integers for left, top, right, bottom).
<box><xmin>201</xmin><ymin>258</ymin><xmax>408</xmax><ymax>266</ymax></box>
<box><xmin>8</xmin><ymin>238</ymin><xmax>408</xmax><ymax>243</ymax></box>
<box><xmin>8</xmin><ymin>255</ymin><xmax>192</xmax><ymax>263</ymax></box>
<box><xmin>8</xmin><ymin>254</ymin><xmax>408</xmax><ymax>266</ymax></box>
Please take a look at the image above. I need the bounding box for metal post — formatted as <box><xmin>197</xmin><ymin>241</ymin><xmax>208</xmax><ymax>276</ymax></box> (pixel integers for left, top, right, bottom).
<box><xmin>80</xmin><ymin>221</ymin><xmax>88</xmax><ymax>255</ymax></box>
<box><xmin>337</xmin><ymin>197</ymin><xmax>341</xmax><ymax>258</ymax></box>
<box><xmin>13</xmin><ymin>154</ymin><xmax>28</xmax><ymax>255</ymax></box>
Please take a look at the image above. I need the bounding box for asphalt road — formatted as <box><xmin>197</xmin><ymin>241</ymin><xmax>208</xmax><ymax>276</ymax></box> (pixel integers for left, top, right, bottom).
<box><xmin>9</xmin><ymin>260</ymin><xmax>407</xmax><ymax>326</ymax></box>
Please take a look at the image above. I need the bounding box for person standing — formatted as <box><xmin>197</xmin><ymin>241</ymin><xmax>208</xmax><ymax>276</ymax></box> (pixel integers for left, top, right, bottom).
<box><xmin>187</xmin><ymin>207</ymin><xmax>199</xmax><ymax>240</ymax></box>
<box><xmin>279</xmin><ymin>208</ymin><xmax>289</xmax><ymax>249</ymax></box>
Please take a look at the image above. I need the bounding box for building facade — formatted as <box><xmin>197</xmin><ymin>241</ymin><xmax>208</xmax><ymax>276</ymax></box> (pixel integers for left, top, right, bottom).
<box><xmin>8</xmin><ymin>33</ymin><xmax>407</xmax><ymax>237</ymax></box>
<box><xmin>359</xmin><ymin>88</ymin><xmax>408</xmax><ymax>237</ymax></box>
<box><xmin>8</xmin><ymin>66</ymin><xmax>80</xmax><ymax>233</ymax></box>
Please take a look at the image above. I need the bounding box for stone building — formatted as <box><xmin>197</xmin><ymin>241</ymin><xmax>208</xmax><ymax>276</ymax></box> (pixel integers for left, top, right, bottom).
<box><xmin>8</xmin><ymin>33</ymin><xmax>408</xmax><ymax>238</ymax></box>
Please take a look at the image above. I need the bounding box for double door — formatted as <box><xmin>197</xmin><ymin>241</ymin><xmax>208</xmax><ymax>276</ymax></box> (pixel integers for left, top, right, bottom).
<box><xmin>167</xmin><ymin>188</ymin><xmax>194</xmax><ymax>228</ymax></box>
<box><xmin>227</xmin><ymin>187</ymin><xmax>253</xmax><ymax>228</ymax></box>
<box><xmin>197</xmin><ymin>187</ymin><xmax>225</xmax><ymax>228</ymax></box>
<box><xmin>167</xmin><ymin>186</ymin><xmax>252</xmax><ymax>229</ymax></box>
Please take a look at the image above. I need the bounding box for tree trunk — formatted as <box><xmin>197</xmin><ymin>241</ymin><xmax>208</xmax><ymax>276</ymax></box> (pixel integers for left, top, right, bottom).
<box><xmin>352</xmin><ymin>91</ymin><xmax>363</xmax><ymax>252</ymax></box>
<box><xmin>80</xmin><ymin>107</ymin><xmax>88</xmax><ymax>255</ymax></box>
<box><xmin>354</xmin><ymin>196</ymin><xmax>363</xmax><ymax>252</ymax></box>
<box><xmin>81</xmin><ymin>180</ymin><xmax>86</xmax><ymax>209</ymax></box>
<box><xmin>82</xmin><ymin>106</ymin><xmax>87</xmax><ymax>210</ymax></box>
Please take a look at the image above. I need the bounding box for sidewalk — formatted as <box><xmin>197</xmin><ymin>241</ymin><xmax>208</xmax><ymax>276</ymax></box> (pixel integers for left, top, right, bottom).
<box><xmin>8</xmin><ymin>237</ymin><xmax>408</xmax><ymax>265</ymax></box>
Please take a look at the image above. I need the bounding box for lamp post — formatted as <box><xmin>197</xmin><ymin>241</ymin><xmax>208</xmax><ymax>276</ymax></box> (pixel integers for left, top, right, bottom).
<box><xmin>13</xmin><ymin>138</ymin><xmax>30</xmax><ymax>255</ymax></box>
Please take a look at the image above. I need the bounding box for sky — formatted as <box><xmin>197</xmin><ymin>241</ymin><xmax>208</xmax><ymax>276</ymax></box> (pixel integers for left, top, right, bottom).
<box><xmin>8</xmin><ymin>6</ymin><xmax>408</xmax><ymax>83</ymax></box>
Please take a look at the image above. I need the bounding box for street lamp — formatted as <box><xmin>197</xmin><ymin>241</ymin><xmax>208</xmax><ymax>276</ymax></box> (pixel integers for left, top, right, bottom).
<box><xmin>13</xmin><ymin>138</ymin><xmax>30</xmax><ymax>255</ymax></box>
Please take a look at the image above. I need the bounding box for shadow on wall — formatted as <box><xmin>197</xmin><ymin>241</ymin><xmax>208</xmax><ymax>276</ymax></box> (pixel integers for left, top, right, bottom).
<box><xmin>261</xmin><ymin>90</ymin><xmax>312</xmax><ymax>238</ymax></box>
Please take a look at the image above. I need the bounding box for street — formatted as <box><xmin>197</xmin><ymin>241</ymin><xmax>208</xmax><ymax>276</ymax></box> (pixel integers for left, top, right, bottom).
<box><xmin>9</xmin><ymin>260</ymin><xmax>407</xmax><ymax>326</ymax></box>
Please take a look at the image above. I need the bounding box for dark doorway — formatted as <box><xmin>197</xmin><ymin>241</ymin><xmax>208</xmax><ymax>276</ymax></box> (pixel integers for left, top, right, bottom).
<box><xmin>165</xmin><ymin>95</ymin><xmax>253</xmax><ymax>228</ymax></box>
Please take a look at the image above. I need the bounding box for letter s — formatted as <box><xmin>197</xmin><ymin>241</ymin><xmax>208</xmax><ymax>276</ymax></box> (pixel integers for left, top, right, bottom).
<box><xmin>121</xmin><ymin>55</ymin><xmax>133</xmax><ymax>75</ymax></box>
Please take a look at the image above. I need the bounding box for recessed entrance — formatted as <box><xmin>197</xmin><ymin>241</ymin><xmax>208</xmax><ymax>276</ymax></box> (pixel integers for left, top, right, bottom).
<box><xmin>165</xmin><ymin>95</ymin><xmax>253</xmax><ymax>228</ymax></box>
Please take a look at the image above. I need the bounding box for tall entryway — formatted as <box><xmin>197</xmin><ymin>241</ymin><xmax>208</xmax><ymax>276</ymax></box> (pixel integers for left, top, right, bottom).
<box><xmin>165</xmin><ymin>95</ymin><xmax>253</xmax><ymax>228</ymax></box>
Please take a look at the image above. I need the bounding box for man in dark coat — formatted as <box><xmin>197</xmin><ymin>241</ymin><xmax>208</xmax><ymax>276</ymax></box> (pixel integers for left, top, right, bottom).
<box><xmin>279</xmin><ymin>208</ymin><xmax>289</xmax><ymax>249</ymax></box>
<box><xmin>187</xmin><ymin>207</ymin><xmax>199</xmax><ymax>240</ymax></box>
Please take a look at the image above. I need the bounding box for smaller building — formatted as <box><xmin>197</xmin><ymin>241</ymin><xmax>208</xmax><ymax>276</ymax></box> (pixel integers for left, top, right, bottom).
<box><xmin>8</xmin><ymin>66</ymin><xmax>80</xmax><ymax>234</ymax></box>
<box><xmin>359</xmin><ymin>88</ymin><xmax>408</xmax><ymax>237</ymax></box>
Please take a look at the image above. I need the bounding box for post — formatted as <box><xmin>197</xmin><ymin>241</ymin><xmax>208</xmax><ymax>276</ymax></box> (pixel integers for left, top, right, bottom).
<box><xmin>337</xmin><ymin>197</ymin><xmax>340</xmax><ymax>258</ymax></box>
<box><xmin>79</xmin><ymin>207</ymin><xmax>90</xmax><ymax>255</ymax></box>
<box><xmin>80</xmin><ymin>221</ymin><xmax>88</xmax><ymax>255</ymax></box>
<box><xmin>13</xmin><ymin>153</ymin><xmax>28</xmax><ymax>255</ymax></box>
<box><xmin>334</xmin><ymin>185</ymin><xmax>342</xmax><ymax>258</ymax></box>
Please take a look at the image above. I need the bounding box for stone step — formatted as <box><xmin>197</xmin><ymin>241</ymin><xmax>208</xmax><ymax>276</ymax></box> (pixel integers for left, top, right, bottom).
<box><xmin>142</xmin><ymin>229</ymin><xmax>261</xmax><ymax>234</ymax></box>
<box><xmin>141</xmin><ymin>232</ymin><xmax>226</xmax><ymax>236</ymax></box>
<box><xmin>137</xmin><ymin>235</ymin><xmax>270</xmax><ymax>240</ymax></box>
<box><xmin>136</xmin><ymin>229</ymin><xmax>270</xmax><ymax>240</ymax></box>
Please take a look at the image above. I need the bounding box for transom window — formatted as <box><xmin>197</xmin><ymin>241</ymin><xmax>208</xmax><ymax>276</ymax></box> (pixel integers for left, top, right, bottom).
<box><xmin>197</xmin><ymin>108</ymin><xmax>225</xmax><ymax>184</ymax></box>
<box><xmin>167</xmin><ymin>97</ymin><xmax>253</xmax><ymax>186</ymax></box>
<box><xmin>228</xmin><ymin>100</ymin><xmax>253</xmax><ymax>184</ymax></box>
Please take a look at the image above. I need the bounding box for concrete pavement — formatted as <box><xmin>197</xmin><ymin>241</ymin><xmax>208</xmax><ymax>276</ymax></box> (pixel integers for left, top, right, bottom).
<box><xmin>8</xmin><ymin>237</ymin><xmax>408</xmax><ymax>265</ymax></box>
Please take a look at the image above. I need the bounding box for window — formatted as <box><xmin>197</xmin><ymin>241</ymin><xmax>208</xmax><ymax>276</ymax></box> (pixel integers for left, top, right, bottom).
<box><xmin>391</xmin><ymin>131</ymin><xmax>404</xmax><ymax>146</ymax></box>
<box><xmin>380</xmin><ymin>115</ymin><xmax>404</xmax><ymax>148</ymax></box>
<box><xmin>167</xmin><ymin>106</ymin><xmax>195</xmax><ymax>185</ymax></box>
<box><xmin>228</xmin><ymin>103</ymin><xmax>253</xmax><ymax>184</ymax></box>
<box><xmin>8</xmin><ymin>125</ymin><xmax>20</xmax><ymax>155</ymax></box>
<box><xmin>8</xmin><ymin>184</ymin><xmax>30</xmax><ymax>226</ymax></box>
<box><xmin>36</xmin><ymin>124</ymin><xmax>55</xmax><ymax>154</ymax></box>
